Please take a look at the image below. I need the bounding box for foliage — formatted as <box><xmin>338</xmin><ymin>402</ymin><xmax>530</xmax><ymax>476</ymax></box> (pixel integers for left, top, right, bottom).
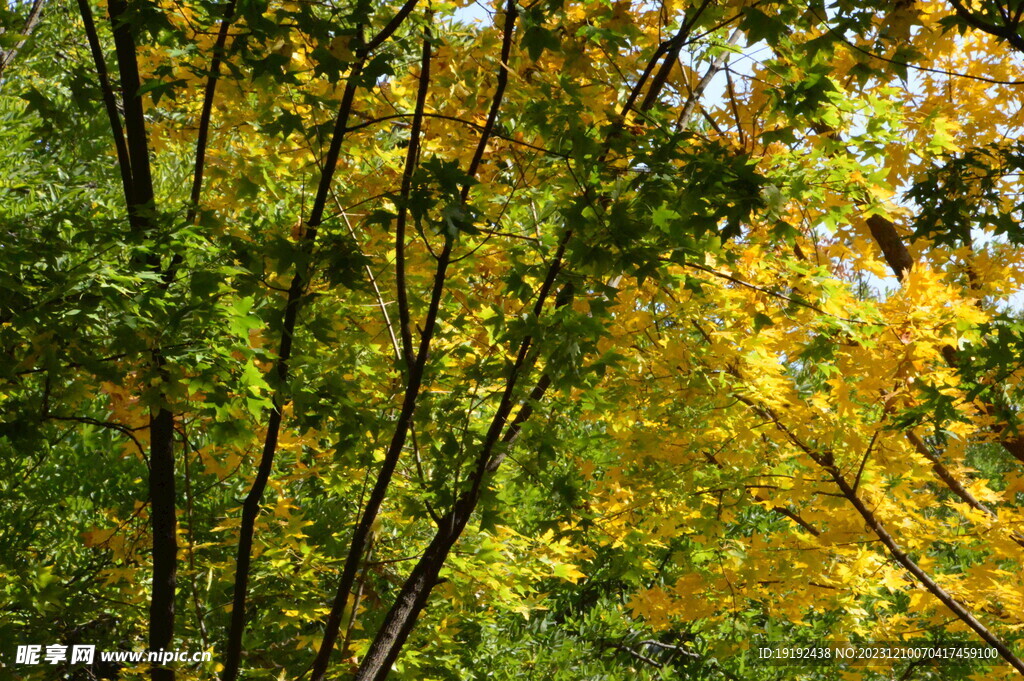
<box><xmin>3</xmin><ymin>0</ymin><xmax>1024</xmax><ymax>680</ymax></box>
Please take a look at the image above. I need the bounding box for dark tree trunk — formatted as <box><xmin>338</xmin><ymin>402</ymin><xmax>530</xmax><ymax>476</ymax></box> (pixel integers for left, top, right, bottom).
<box><xmin>148</xmin><ymin>407</ymin><xmax>177</xmax><ymax>681</ymax></box>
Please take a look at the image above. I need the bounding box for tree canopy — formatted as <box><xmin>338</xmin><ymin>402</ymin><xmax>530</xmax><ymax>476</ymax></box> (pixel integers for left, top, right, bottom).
<box><xmin>3</xmin><ymin>0</ymin><xmax>1024</xmax><ymax>679</ymax></box>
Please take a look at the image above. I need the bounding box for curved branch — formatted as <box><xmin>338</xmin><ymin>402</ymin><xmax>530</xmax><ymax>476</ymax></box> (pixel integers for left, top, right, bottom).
<box><xmin>395</xmin><ymin>23</ymin><xmax>432</xmax><ymax>370</ymax></box>
<box><xmin>947</xmin><ymin>0</ymin><xmax>1024</xmax><ymax>53</ymax></box>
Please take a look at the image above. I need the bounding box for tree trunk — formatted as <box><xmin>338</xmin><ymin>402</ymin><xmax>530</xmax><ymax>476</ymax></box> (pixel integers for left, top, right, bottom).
<box><xmin>148</xmin><ymin>407</ymin><xmax>177</xmax><ymax>681</ymax></box>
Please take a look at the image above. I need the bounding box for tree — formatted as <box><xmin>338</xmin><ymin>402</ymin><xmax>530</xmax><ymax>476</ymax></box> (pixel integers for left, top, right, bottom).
<box><xmin>2</xmin><ymin>0</ymin><xmax>1024</xmax><ymax>680</ymax></box>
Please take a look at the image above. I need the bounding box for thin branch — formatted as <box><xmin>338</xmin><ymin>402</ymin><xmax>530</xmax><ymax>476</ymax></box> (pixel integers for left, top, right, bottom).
<box><xmin>338</xmin><ymin>207</ymin><xmax>402</xmax><ymax>362</ymax></box>
<box><xmin>734</xmin><ymin>393</ymin><xmax>1024</xmax><ymax>674</ymax></box>
<box><xmin>222</xmin><ymin>50</ymin><xmax>368</xmax><ymax>681</ymax></box>
<box><xmin>639</xmin><ymin>0</ymin><xmax>715</xmax><ymax>112</ymax></box>
<box><xmin>947</xmin><ymin>0</ymin><xmax>1024</xmax><ymax>53</ymax></box>
<box><xmin>816</xmin><ymin>10</ymin><xmax>1024</xmax><ymax>86</ymax></box>
<box><xmin>679</xmin><ymin>258</ymin><xmax>868</xmax><ymax>324</ymax></box>
<box><xmin>395</xmin><ymin>21</ymin><xmax>432</xmax><ymax>370</ymax></box>
<box><xmin>852</xmin><ymin>427</ymin><xmax>880</xmax><ymax>493</ymax></box>
<box><xmin>677</xmin><ymin>27</ymin><xmax>743</xmax><ymax>129</ymax></box>
<box><xmin>461</xmin><ymin>0</ymin><xmax>518</xmax><ymax>202</ymax></box>
<box><xmin>0</xmin><ymin>0</ymin><xmax>46</xmax><ymax>77</ymax></box>
<box><xmin>906</xmin><ymin>431</ymin><xmax>1024</xmax><ymax>547</ymax></box>
<box><xmin>603</xmin><ymin>641</ymin><xmax>663</xmax><ymax>668</ymax></box>
<box><xmin>75</xmin><ymin>0</ymin><xmax>135</xmax><ymax>229</ymax></box>
<box><xmin>343</xmin><ymin>112</ymin><xmax>568</xmax><ymax>158</ymax></box>
<box><xmin>184</xmin><ymin>0</ymin><xmax>240</xmax><ymax>225</ymax></box>
<box><xmin>46</xmin><ymin>414</ymin><xmax>147</xmax><ymax>458</ymax></box>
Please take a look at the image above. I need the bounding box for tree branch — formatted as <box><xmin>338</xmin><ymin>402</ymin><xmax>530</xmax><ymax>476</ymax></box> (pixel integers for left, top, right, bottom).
<box><xmin>222</xmin><ymin>50</ymin><xmax>368</xmax><ymax>681</ymax></box>
<box><xmin>0</xmin><ymin>0</ymin><xmax>46</xmax><ymax>76</ymax></box>
<box><xmin>395</xmin><ymin>21</ymin><xmax>432</xmax><ymax>370</ymax></box>
<box><xmin>733</xmin><ymin>393</ymin><xmax>1024</xmax><ymax>674</ymax></box>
